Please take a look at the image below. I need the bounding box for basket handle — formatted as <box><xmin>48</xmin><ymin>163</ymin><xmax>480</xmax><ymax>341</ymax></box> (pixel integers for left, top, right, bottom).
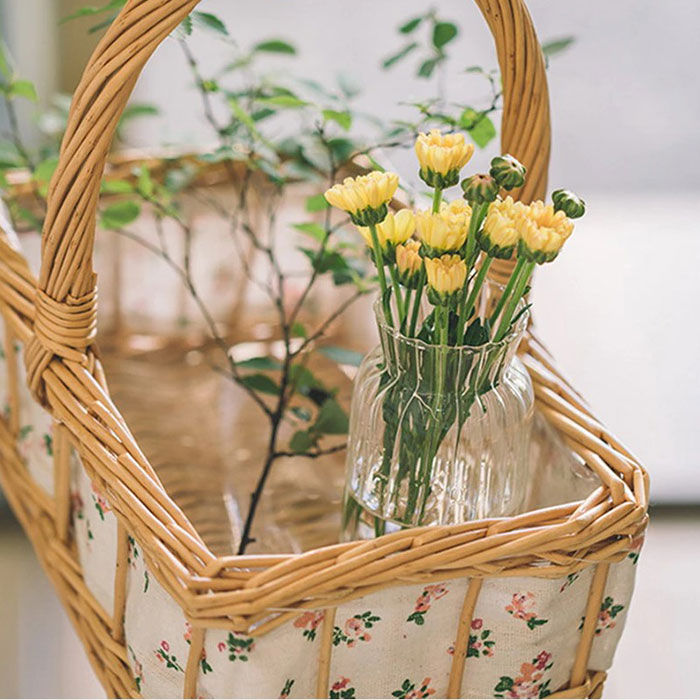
<box><xmin>28</xmin><ymin>0</ymin><xmax>549</xmax><ymax>400</ymax></box>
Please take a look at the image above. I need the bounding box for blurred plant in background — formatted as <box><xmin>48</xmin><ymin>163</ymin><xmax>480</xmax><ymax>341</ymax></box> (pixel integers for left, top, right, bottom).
<box><xmin>0</xmin><ymin>3</ymin><xmax>572</xmax><ymax>552</ymax></box>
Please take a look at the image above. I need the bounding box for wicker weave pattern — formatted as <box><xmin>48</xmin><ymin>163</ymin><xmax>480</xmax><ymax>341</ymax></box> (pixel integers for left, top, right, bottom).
<box><xmin>0</xmin><ymin>0</ymin><xmax>647</xmax><ymax>697</ymax></box>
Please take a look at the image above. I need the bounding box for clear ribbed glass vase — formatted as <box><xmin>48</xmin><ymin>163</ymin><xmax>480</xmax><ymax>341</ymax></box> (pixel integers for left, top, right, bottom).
<box><xmin>342</xmin><ymin>284</ymin><xmax>534</xmax><ymax>540</ymax></box>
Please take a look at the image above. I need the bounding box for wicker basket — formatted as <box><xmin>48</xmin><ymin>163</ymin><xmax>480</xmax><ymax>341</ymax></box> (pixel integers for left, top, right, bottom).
<box><xmin>0</xmin><ymin>0</ymin><xmax>648</xmax><ymax>697</ymax></box>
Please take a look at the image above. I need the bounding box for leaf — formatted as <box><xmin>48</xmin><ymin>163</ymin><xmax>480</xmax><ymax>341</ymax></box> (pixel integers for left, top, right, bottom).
<box><xmin>9</xmin><ymin>80</ymin><xmax>38</xmax><ymax>102</ymax></box>
<box><xmin>240</xmin><ymin>373</ymin><xmax>279</xmax><ymax>395</ymax></box>
<box><xmin>464</xmin><ymin>318</ymin><xmax>490</xmax><ymax>346</ymax></box>
<box><xmin>178</xmin><ymin>15</ymin><xmax>193</xmax><ymax>36</ymax></box>
<box><xmin>318</xmin><ymin>346</ymin><xmax>364</xmax><ymax>367</ymax></box>
<box><xmin>322</xmin><ymin>109</ymin><xmax>352</xmax><ymax>131</ymax></box>
<box><xmin>0</xmin><ymin>40</ymin><xmax>12</xmax><ymax>79</ymax></box>
<box><xmin>258</xmin><ymin>95</ymin><xmax>307</xmax><ymax>108</ymax></box>
<box><xmin>293</xmin><ymin>222</ymin><xmax>327</xmax><ymax>242</ymax></box>
<box><xmin>101</xmin><ymin>179</ymin><xmax>134</xmax><ymax>195</ymax></box>
<box><xmin>99</xmin><ymin>200</ymin><xmax>141</xmax><ymax>230</ymax></box>
<box><xmin>136</xmin><ymin>165</ymin><xmax>154</xmax><ymax>197</ymax></box>
<box><xmin>460</xmin><ymin>108</ymin><xmax>496</xmax><ymax>148</ymax></box>
<box><xmin>313</xmin><ymin>399</ymin><xmax>349</xmax><ymax>435</ymax></box>
<box><xmin>337</xmin><ymin>73</ymin><xmax>360</xmax><ymax>99</ymax></box>
<box><xmin>236</xmin><ymin>356</ymin><xmax>282</xmax><ymax>371</ymax></box>
<box><xmin>289</xmin><ymin>430</ymin><xmax>315</xmax><ymax>453</ymax></box>
<box><xmin>382</xmin><ymin>42</ymin><xmax>419</xmax><ymax>70</ymax></box>
<box><xmin>290</xmin><ymin>406</ymin><xmax>312</xmax><ymax>422</ymax></box>
<box><xmin>399</xmin><ymin>16</ymin><xmax>423</xmax><ymax>34</ymax></box>
<box><xmin>33</xmin><ymin>157</ymin><xmax>58</xmax><ymax>196</ymax></box>
<box><xmin>192</xmin><ymin>11</ymin><xmax>228</xmax><ymax>36</ymax></box>
<box><xmin>60</xmin><ymin>0</ymin><xmax>125</xmax><ymax>23</ymax></box>
<box><xmin>418</xmin><ymin>57</ymin><xmax>439</xmax><ymax>79</ymax></box>
<box><xmin>254</xmin><ymin>39</ymin><xmax>297</xmax><ymax>55</ymax></box>
<box><xmin>291</xmin><ymin>322</ymin><xmax>307</xmax><ymax>339</ymax></box>
<box><xmin>541</xmin><ymin>36</ymin><xmax>575</xmax><ymax>58</ymax></box>
<box><xmin>305</xmin><ymin>194</ymin><xmax>330</xmax><ymax>213</ymax></box>
<box><xmin>120</xmin><ymin>102</ymin><xmax>159</xmax><ymax>126</ymax></box>
<box><xmin>432</xmin><ymin>21</ymin><xmax>458</xmax><ymax>49</ymax></box>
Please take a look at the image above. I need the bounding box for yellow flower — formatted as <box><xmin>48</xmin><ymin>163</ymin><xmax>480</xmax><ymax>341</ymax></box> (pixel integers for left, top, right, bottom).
<box><xmin>324</xmin><ymin>171</ymin><xmax>400</xmax><ymax>226</ymax></box>
<box><xmin>425</xmin><ymin>254</ymin><xmax>467</xmax><ymax>301</ymax></box>
<box><xmin>395</xmin><ymin>239</ymin><xmax>423</xmax><ymax>287</ymax></box>
<box><xmin>357</xmin><ymin>209</ymin><xmax>415</xmax><ymax>250</ymax></box>
<box><xmin>415</xmin><ymin>130</ymin><xmax>474</xmax><ymax>176</ymax></box>
<box><xmin>416</xmin><ymin>203</ymin><xmax>469</xmax><ymax>255</ymax></box>
<box><xmin>479</xmin><ymin>196</ymin><xmax>525</xmax><ymax>259</ymax></box>
<box><xmin>516</xmin><ymin>201</ymin><xmax>574</xmax><ymax>263</ymax></box>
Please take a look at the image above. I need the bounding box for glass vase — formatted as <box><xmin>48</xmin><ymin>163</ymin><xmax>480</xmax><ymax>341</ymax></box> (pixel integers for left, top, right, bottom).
<box><xmin>342</xmin><ymin>283</ymin><xmax>534</xmax><ymax>540</ymax></box>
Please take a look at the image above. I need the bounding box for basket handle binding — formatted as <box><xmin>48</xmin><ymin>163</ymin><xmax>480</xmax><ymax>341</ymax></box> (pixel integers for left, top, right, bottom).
<box><xmin>27</xmin><ymin>0</ymin><xmax>550</xmax><ymax>403</ymax></box>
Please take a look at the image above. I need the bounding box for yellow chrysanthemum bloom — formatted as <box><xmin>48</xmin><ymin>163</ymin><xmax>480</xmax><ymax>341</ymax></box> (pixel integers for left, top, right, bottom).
<box><xmin>425</xmin><ymin>254</ymin><xmax>467</xmax><ymax>303</ymax></box>
<box><xmin>516</xmin><ymin>201</ymin><xmax>574</xmax><ymax>263</ymax></box>
<box><xmin>415</xmin><ymin>129</ymin><xmax>475</xmax><ymax>188</ymax></box>
<box><xmin>479</xmin><ymin>196</ymin><xmax>525</xmax><ymax>259</ymax></box>
<box><xmin>396</xmin><ymin>239</ymin><xmax>423</xmax><ymax>287</ymax></box>
<box><xmin>324</xmin><ymin>171</ymin><xmax>400</xmax><ymax>226</ymax></box>
<box><xmin>416</xmin><ymin>206</ymin><xmax>468</xmax><ymax>256</ymax></box>
<box><xmin>357</xmin><ymin>209</ymin><xmax>415</xmax><ymax>251</ymax></box>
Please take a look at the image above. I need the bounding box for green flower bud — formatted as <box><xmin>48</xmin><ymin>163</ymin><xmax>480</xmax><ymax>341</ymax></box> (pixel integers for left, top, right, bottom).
<box><xmin>348</xmin><ymin>203</ymin><xmax>389</xmax><ymax>227</ymax></box>
<box><xmin>552</xmin><ymin>189</ymin><xmax>586</xmax><ymax>219</ymax></box>
<box><xmin>489</xmin><ymin>154</ymin><xmax>526</xmax><ymax>191</ymax></box>
<box><xmin>419</xmin><ymin>167</ymin><xmax>461</xmax><ymax>190</ymax></box>
<box><xmin>460</xmin><ymin>173</ymin><xmax>499</xmax><ymax>204</ymax></box>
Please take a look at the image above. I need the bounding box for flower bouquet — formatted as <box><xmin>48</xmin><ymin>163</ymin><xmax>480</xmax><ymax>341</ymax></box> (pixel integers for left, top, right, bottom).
<box><xmin>324</xmin><ymin>130</ymin><xmax>585</xmax><ymax>538</ymax></box>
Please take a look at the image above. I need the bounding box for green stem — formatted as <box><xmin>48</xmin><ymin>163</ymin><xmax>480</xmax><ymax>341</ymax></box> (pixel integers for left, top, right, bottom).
<box><xmin>388</xmin><ymin>264</ymin><xmax>405</xmax><ymax>324</ymax></box>
<box><xmin>494</xmin><ymin>261</ymin><xmax>535</xmax><ymax>342</ymax></box>
<box><xmin>463</xmin><ymin>202</ymin><xmax>488</xmax><ymax>277</ymax></box>
<box><xmin>489</xmin><ymin>257</ymin><xmax>526</xmax><ymax>326</ymax></box>
<box><xmin>432</xmin><ymin>187</ymin><xmax>443</xmax><ymax>214</ymax></box>
<box><xmin>458</xmin><ymin>256</ymin><xmax>492</xmax><ymax>344</ymax></box>
<box><xmin>402</xmin><ymin>286</ymin><xmax>414</xmax><ymax>333</ymax></box>
<box><xmin>408</xmin><ymin>268</ymin><xmax>425</xmax><ymax>337</ymax></box>
<box><xmin>369</xmin><ymin>223</ymin><xmax>394</xmax><ymax>327</ymax></box>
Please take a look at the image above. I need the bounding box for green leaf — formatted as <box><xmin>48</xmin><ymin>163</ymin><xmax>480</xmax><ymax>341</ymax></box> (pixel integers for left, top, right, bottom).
<box><xmin>399</xmin><ymin>16</ymin><xmax>423</xmax><ymax>34</ymax></box>
<box><xmin>460</xmin><ymin>108</ymin><xmax>496</xmax><ymax>148</ymax></box>
<box><xmin>60</xmin><ymin>0</ymin><xmax>125</xmax><ymax>23</ymax></box>
<box><xmin>101</xmin><ymin>179</ymin><xmax>134</xmax><ymax>194</ymax></box>
<box><xmin>322</xmin><ymin>109</ymin><xmax>352</xmax><ymax>131</ymax></box>
<box><xmin>254</xmin><ymin>39</ymin><xmax>297</xmax><ymax>55</ymax></box>
<box><xmin>289</xmin><ymin>430</ymin><xmax>315</xmax><ymax>453</ymax></box>
<box><xmin>305</xmin><ymin>194</ymin><xmax>330</xmax><ymax>213</ymax></box>
<box><xmin>33</xmin><ymin>157</ymin><xmax>58</xmax><ymax>196</ymax></box>
<box><xmin>192</xmin><ymin>11</ymin><xmax>228</xmax><ymax>36</ymax></box>
<box><xmin>313</xmin><ymin>399</ymin><xmax>349</xmax><ymax>435</ymax></box>
<box><xmin>99</xmin><ymin>200</ymin><xmax>141</xmax><ymax>230</ymax></box>
<box><xmin>318</xmin><ymin>346</ymin><xmax>364</xmax><ymax>367</ymax></box>
<box><xmin>9</xmin><ymin>80</ymin><xmax>38</xmax><ymax>102</ymax></box>
<box><xmin>290</xmin><ymin>406</ymin><xmax>312</xmax><ymax>422</ymax></box>
<box><xmin>178</xmin><ymin>15</ymin><xmax>193</xmax><ymax>36</ymax></box>
<box><xmin>136</xmin><ymin>165</ymin><xmax>154</xmax><ymax>197</ymax></box>
<box><xmin>432</xmin><ymin>21</ymin><xmax>458</xmax><ymax>49</ymax></box>
<box><xmin>240</xmin><ymin>373</ymin><xmax>279</xmax><ymax>395</ymax></box>
<box><xmin>0</xmin><ymin>40</ymin><xmax>12</xmax><ymax>79</ymax></box>
<box><xmin>258</xmin><ymin>95</ymin><xmax>307</xmax><ymax>108</ymax></box>
<box><xmin>291</xmin><ymin>322</ymin><xmax>307</xmax><ymax>339</ymax></box>
<box><xmin>120</xmin><ymin>103</ymin><xmax>159</xmax><ymax>126</ymax></box>
<box><xmin>541</xmin><ymin>36</ymin><xmax>575</xmax><ymax>58</ymax></box>
<box><xmin>418</xmin><ymin>57</ymin><xmax>439</xmax><ymax>79</ymax></box>
<box><xmin>293</xmin><ymin>222</ymin><xmax>327</xmax><ymax>242</ymax></box>
<box><xmin>236</xmin><ymin>356</ymin><xmax>282</xmax><ymax>371</ymax></box>
<box><xmin>382</xmin><ymin>42</ymin><xmax>419</xmax><ymax>70</ymax></box>
<box><xmin>337</xmin><ymin>73</ymin><xmax>361</xmax><ymax>99</ymax></box>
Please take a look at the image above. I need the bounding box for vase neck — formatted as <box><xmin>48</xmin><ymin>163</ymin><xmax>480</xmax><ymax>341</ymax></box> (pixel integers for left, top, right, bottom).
<box><xmin>376</xmin><ymin>319</ymin><xmax>524</xmax><ymax>387</ymax></box>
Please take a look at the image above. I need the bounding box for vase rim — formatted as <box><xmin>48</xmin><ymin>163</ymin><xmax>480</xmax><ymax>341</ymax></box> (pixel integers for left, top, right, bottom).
<box><xmin>372</xmin><ymin>296</ymin><xmax>529</xmax><ymax>353</ymax></box>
